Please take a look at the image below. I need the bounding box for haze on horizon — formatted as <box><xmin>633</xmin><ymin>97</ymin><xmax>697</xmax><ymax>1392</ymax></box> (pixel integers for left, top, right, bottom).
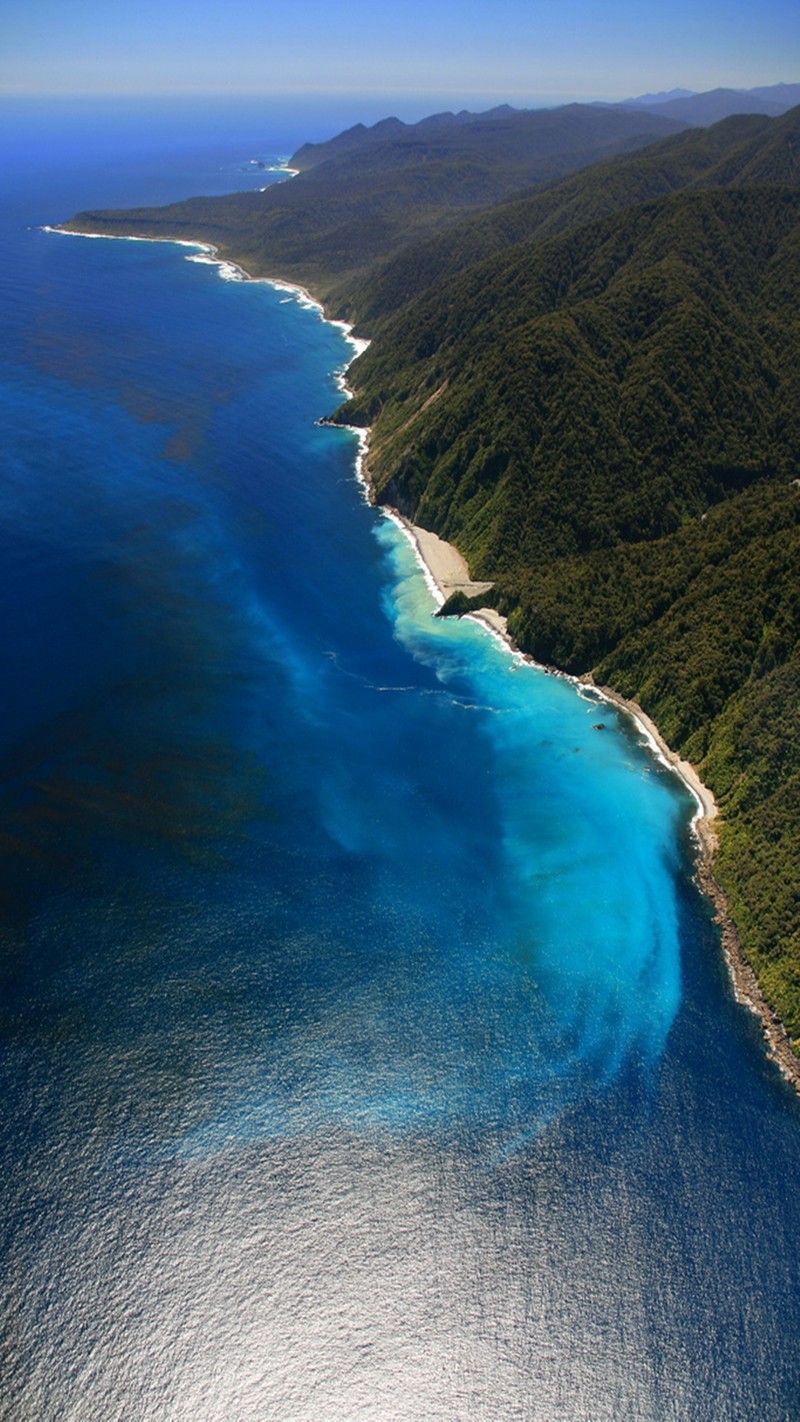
<box><xmin>3</xmin><ymin>0</ymin><xmax>798</xmax><ymax>112</ymax></box>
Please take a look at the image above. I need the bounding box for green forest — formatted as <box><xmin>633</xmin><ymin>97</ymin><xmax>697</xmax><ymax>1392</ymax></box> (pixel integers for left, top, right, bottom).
<box><xmin>65</xmin><ymin>103</ymin><xmax>800</xmax><ymax>1048</ymax></box>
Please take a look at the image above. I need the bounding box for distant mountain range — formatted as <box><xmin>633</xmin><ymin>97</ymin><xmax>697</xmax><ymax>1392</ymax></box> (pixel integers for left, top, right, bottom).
<box><xmin>287</xmin><ymin>101</ymin><xmax>685</xmax><ymax>181</ymax></box>
<box><xmin>622</xmin><ymin>81</ymin><xmax>800</xmax><ymax>125</ymax></box>
<box><xmin>64</xmin><ymin>103</ymin><xmax>687</xmax><ymax>303</ymax></box>
<box><xmin>624</xmin><ymin>88</ymin><xmax>695</xmax><ymax>106</ymax></box>
<box><xmin>287</xmin><ymin>84</ymin><xmax>800</xmax><ymax>179</ymax></box>
<box><xmin>62</xmin><ymin>90</ymin><xmax>800</xmax><ymax>1059</ymax></box>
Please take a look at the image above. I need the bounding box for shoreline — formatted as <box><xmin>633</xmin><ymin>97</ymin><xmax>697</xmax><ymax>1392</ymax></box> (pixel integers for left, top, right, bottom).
<box><xmin>584</xmin><ymin>682</ymin><xmax>800</xmax><ymax>1090</ymax></box>
<box><xmin>44</xmin><ymin>224</ymin><xmax>371</xmax><ymax>365</ymax></box>
<box><xmin>397</xmin><ymin>507</ymin><xmax>800</xmax><ymax>1095</ymax></box>
<box><xmin>46</xmin><ymin>222</ymin><xmax>800</xmax><ymax>1094</ymax></box>
<box><xmin>47</xmin><ymin>225</ymin><xmax>374</xmax><ymax>477</ymax></box>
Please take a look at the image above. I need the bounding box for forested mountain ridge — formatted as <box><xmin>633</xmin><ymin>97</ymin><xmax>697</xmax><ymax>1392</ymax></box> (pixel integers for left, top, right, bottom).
<box><xmin>286</xmin><ymin>103</ymin><xmax>684</xmax><ymax>177</ymax></box>
<box><xmin>622</xmin><ymin>83</ymin><xmax>800</xmax><ymax>126</ymax></box>
<box><xmin>61</xmin><ymin>104</ymin><xmax>685</xmax><ymax>305</ymax></box>
<box><xmin>288</xmin><ymin>104</ymin><xmax>519</xmax><ymax>171</ymax></box>
<box><xmin>337</xmin><ymin>185</ymin><xmax>800</xmax><ymax>555</ymax></box>
<box><xmin>62</xmin><ymin>103</ymin><xmax>800</xmax><ymax>1055</ymax></box>
<box><xmin>288</xmin><ymin>84</ymin><xmax>800</xmax><ymax>177</ymax></box>
<box><xmin>340</xmin><ymin>105</ymin><xmax>800</xmax><ymax>329</ymax></box>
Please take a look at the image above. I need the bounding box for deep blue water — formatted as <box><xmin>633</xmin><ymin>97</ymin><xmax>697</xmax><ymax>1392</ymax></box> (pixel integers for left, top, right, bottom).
<box><xmin>1</xmin><ymin>98</ymin><xmax>799</xmax><ymax>1421</ymax></box>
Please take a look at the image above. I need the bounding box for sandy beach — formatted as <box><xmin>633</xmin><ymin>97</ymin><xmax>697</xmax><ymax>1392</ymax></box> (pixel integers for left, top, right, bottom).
<box><xmin>399</xmin><ymin>508</ymin><xmax>800</xmax><ymax>1094</ymax></box>
<box><xmin>397</xmin><ymin>520</ymin><xmax>495</xmax><ymax>601</ymax></box>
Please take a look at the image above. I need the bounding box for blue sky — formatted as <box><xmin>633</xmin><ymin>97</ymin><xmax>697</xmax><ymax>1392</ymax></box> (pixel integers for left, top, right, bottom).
<box><xmin>3</xmin><ymin>0</ymin><xmax>798</xmax><ymax>106</ymax></box>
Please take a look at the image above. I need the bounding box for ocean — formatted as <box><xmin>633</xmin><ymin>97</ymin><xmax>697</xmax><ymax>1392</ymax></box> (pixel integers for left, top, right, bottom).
<box><xmin>1</xmin><ymin>96</ymin><xmax>799</xmax><ymax>1421</ymax></box>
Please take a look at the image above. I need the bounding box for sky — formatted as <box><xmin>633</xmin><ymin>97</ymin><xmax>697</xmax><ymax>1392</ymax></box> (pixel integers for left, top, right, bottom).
<box><xmin>2</xmin><ymin>0</ymin><xmax>798</xmax><ymax>108</ymax></box>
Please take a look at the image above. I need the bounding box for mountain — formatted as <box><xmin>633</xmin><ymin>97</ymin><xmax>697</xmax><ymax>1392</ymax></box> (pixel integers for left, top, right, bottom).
<box><xmin>624</xmin><ymin>88</ymin><xmax>695</xmax><ymax>106</ymax></box>
<box><xmin>632</xmin><ymin>84</ymin><xmax>798</xmax><ymax>125</ymax></box>
<box><xmin>61</xmin><ymin>104</ymin><xmax>685</xmax><ymax>305</ymax></box>
<box><xmin>747</xmin><ymin>82</ymin><xmax>800</xmax><ymax>108</ymax></box>
<box><xmin>285</xmin><ymin>104</ymin><xmax>686</xmax><ymax>184</ymax></box>
<box><xmin>340</xmin><ymin>186</ymin><xmax>800</xmax><ymax>572</ymax></box>
<box><xmin>339</xmin><ymin>108</ymin><xmax>798</xmax><ymax>329</ymax></box>
<box><xmin>289</xmin><ymin>115</ymin><xmax>409</xmax><ymax>170</ymax></box>
<box><xmin>289</xmin><ymin>105</ymin><xmax>518</xmax><ymax>171</ymax></box>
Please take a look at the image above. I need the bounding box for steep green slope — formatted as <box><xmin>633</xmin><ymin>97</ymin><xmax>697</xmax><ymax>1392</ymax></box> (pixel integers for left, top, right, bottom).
<box><xmin>635</xmin><ymin>86</ymin><xmax>787</xmax><ymax>125</ymax></box>
<box><xmin>342</xmin><ymin>106</ymin><xmax>800</xmax><ymax>328</ymax></box>
<box><xmin>61</xmin><ymin>104</ymin><xmax>683</xmax><ymax>307</ymax></box>
<box><xmin>342</xmin><ymin>188</ymin><xmax>800</xmax><ymax>555</ymax></box>
<box><xmin>338</xmin><ymin>185</ymin><xmax>800</xmax><ymax>1043</ymax></box>
<box><xmin>287</xmin><ymin>102</ymin><xmax>684</xmax><ymax>179</ymax></box>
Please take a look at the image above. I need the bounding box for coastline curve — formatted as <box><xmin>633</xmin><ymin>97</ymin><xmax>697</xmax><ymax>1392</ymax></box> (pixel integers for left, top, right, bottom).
<box><xmin>44</xmin><ymin>221</ymin><xmax>800</xmax><ymax>1096</ymax></box>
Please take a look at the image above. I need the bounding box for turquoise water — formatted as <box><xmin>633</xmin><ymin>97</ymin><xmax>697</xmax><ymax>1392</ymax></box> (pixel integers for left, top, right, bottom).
<box><xmin>1</xmin><ymin>98</ymin><xmax>799</xmax><ymax>1420</ymax></box>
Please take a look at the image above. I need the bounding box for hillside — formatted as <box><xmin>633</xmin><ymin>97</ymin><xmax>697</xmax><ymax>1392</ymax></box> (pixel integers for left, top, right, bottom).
<box><xmin>61</xmin><ymin>103</ymin><xmax>684</xmax><ymax>305</ymax></box>
<box><xmin>632</xmin><ymin>86</ymin><xmax>789</xmax><ymax>125</ymax></box>
<box><xmin>340</xmin><ymin>186</ymin><xmax>800</xmax><ymax>553</ymax></box>
<box><xmin>288</xmin><ymin>104</ymin><xmax>519</xmax><ymax>171</ymax></box>
<box><xmin>341</xmin><ymin>106</ymin><xmax>800</xmax><ymax>329</ymax></box>
<box><xmin>622</xmin><ymin>81</ymin><xmax>800</xmax><ymax>125</ymax></box>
